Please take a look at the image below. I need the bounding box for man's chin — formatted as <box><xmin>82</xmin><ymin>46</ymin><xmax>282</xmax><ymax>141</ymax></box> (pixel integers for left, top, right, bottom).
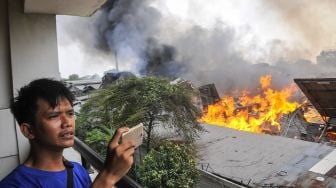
<box><xmin>62</xmin><ymin>139</ymin><xmax>75</xmax><ymax>148</ymax></box>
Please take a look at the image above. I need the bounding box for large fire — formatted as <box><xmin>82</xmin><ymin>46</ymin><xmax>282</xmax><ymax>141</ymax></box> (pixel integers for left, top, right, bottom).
<box><xmin>201</xmin><ymin>75</ymin><xmax>299</xmax><ymax>133</ymax></box>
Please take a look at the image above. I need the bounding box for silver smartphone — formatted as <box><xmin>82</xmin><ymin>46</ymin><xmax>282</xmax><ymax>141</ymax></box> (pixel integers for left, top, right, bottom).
<box><xmin>121</xmin><ymin>123</ymin><xmax>144</xmax><ymax>148</ymax></box>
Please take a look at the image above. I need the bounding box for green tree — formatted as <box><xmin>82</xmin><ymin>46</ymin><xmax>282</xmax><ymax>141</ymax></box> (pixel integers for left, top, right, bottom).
<box><xmin>68</xmin><ymin>74</ymin><xmax>79</xmax><ymax>80</ymax></box>
<box><xmin>77</xmin><ymin>76</ymin><xmax>203</xmax><ymax>152</ymax></box>
<box><xmin>136</xmin><ymin>141</ymin><xmax>199</xmax><ymax>188</ymax></box>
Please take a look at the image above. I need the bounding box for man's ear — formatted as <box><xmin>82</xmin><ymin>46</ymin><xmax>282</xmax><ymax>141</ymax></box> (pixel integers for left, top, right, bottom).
<box><xmin>20</xmin><ymin>123</ymin><xmax>35</xmax><ymax>139</ymax></box>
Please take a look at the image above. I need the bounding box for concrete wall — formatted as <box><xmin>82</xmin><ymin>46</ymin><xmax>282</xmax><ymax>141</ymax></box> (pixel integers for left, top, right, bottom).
<box><xmin>0</xmin><ymin>0</ymin><xmax>60</xmax><ymax>179</ymax></box>
<box><xmin>0</xmin><ymin>0</ymin><xmax>18</xmax><ymax>180</ymax></box>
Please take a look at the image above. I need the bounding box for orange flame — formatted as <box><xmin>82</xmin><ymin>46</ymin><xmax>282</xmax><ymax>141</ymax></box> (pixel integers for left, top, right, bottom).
<box><xmin>302</xmin><ymin>105</ymin><xmax>325</xmax><ymax>124</ymax></box>
<box><xmin>326</xmin><ymin>132</ymin><xmax>336</xmax><ymax>141</ymax></box>
<box><xmin>201</xmin><ymin>75</ymin><xmax>299</xmax><ymax>133</ymax></box>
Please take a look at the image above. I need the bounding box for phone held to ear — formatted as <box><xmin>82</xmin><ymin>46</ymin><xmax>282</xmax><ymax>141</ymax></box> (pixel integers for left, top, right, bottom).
<box><xmin>121</xmin><ymin>123</ymin><xmax>144</xmax><ymax>148</ymax></box>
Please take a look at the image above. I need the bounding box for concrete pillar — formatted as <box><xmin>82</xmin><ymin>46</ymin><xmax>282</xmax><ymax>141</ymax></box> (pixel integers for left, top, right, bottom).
<box><xmin>8</xmin><ymin>0</ymin><xmax>60</xmax><ymax>163</ymax></box>
<box><xmin>0</xmin><ymin>0</ymin><xmax>61</xmax><ymax>179</ymax></box>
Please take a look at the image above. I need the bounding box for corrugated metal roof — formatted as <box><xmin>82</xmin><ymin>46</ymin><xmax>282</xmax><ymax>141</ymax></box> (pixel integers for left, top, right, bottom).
<box><xmin>197</xmin><ymin>124</ymin><xmax>336</xmax><ymax>187</ymax></box>
<box><xmin>294</xmin><ymin>78</ymin><xmax>336</xmax><ymax>118</ymax></box>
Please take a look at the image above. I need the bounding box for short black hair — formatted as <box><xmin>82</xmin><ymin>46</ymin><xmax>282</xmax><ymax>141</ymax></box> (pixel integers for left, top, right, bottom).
<box><xmin>10</xmin><ymin>78</ymin><xmax>75</xmax><ymax>126</ymax></box>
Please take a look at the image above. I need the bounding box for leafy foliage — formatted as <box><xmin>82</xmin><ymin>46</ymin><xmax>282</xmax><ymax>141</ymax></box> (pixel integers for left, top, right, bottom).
<box><xmin>68</xmin><ymin>74</ymin><xmax>79</xmax><ymax>80</ymax></box>
<box><xmin>84</xmin><ymin>129</ymin><xmax>112</xmax><ymax>157</ymax></box>
<box><xmin>136</xmin><ymin>141</ymin><xmax>199</xmax><ymax>188</ymax></box>
<box><xmin>76</xmin><ymin>76</ymin><xmax>203</xmax><ymax>152</ymax></box>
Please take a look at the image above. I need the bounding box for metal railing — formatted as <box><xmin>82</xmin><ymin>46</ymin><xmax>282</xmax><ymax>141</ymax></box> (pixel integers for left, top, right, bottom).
<box><xmin>73</xmin><ymin>137</ymin><xmax>142</xmax><ymax>188</ymax></box>
<box><xmin>74</xmin><ymin>137</ymin><xmax>248</xmax><ymax>188</ymax></box>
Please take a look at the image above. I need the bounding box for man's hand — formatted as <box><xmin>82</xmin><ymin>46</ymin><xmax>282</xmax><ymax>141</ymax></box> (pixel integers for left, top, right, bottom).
<box><xmin>105</xmin><ymin>127</ymin><xmax>135</xmax><ymax>178</ymax></box>
<box><xmin>92</xmin><ymin>127</ymin><xmax>135</xmax><ymax>187</ymax></box>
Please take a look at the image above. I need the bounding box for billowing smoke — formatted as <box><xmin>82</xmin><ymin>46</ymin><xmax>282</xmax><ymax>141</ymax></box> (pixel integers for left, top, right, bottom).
<box><xmin>92</xmin><ymin>0</ymin><xmax>187</xmax><ymax>77</ymax></box>
<box><xmin>262</xmin><ymin>0</ymin><xmax>336</xmax><ymax>60</ymax></box>
<box><xmin>57</xmin><ymin>0</ymin><xmax>336</xmax><ymax>95</ymax></box>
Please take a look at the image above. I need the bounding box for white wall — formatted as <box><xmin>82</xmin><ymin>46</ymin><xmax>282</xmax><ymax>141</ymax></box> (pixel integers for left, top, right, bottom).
<box><xmin>0</xmin><ymin>0</ymin><xmax>19</xmax><ymax>180</ymax></box>
<box><xmin>8</xmin><ymin>0</ymin><xmax>60</xmax><ymax>164</ymax></box>
<box><xmin>0</xmin><ymin>110</ymin><xmax>18</xmax><ymax>179</ymax></box>
<box><xmin>9</xmin><ymin>0</ymin><xmax>60</xmax><ymax>88</ymax></box>
<box><xmin>0</xmin><ymin>0</ymin><xmax>60</xmax><ymax>179</ymax></box>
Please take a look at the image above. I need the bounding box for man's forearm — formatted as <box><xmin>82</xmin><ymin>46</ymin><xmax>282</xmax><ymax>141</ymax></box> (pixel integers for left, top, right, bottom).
<box><xmin>92</xmin><ymin>127</ymin><xmax>135</xmax><ymax>187</ymax></box>
<box><xmin>91</xmin><ymin>169</ymin><xmax>119</xmax><ymax>188</ymax></box>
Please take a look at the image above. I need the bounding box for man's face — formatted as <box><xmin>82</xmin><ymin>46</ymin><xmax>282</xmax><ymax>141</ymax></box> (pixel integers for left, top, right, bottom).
<box><xmin>32</xmin><ymin>97</ymin><xmax>75</xmax><ymax>149</ymax></box>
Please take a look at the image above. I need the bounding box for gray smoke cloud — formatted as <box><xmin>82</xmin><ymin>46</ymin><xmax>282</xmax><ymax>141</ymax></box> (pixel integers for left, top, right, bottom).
<box><xmin>57</xmin><ymin>0</ymin><xmax>336</xmax><ymax>95</ymax></box>
<box><xmin>262</xmin><ymin>0</ymin><xmax>336</xmax><ymax>59</ymax></box>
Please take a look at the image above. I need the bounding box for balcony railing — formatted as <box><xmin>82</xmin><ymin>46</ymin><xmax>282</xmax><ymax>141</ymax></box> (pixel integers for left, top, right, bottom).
<box><xmin>73</xmin><ymin>137</ymin><xmax>142</xmax><ymax>188</ymax></box>
<box><xmin>74</xmin><ymin>137</ymin><xmax>247</xmax><ymax>188</ymax></box>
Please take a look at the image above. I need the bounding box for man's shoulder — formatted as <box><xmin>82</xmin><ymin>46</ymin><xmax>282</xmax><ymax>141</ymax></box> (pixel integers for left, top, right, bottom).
<box><xmin>0</xmin><ymin>162</ymin><xmax>91</xmax><ymax>187</ymax></box>
<box><xmin>71</xmin><ymin>161</ymin><xmax>82</xmax><ymax>168</ymax></box>
<box><xmin>0</xmin><ymin>165</ymin><xmax>27</xmax><ymax>187</ymax></box>
<box><xmin>71</xmin><ymin>161</ymin><xmax>92</xmax><ymax>185</ymax></box>
<box><xmin>71</xmin><ymin>161</ymin><xmax>88</xmax><ymax>173</ymax></box>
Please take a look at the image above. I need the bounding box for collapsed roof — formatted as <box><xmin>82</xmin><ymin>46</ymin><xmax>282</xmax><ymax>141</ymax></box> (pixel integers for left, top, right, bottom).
<box><xmin>294</xmin><ymin>78</ymin><xmax>336</xmax><ymax>118</ymax></box>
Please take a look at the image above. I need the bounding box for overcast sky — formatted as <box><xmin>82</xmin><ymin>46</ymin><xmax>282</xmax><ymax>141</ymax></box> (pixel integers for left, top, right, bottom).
<box><xmin>57</xmin><ymin>0</ymin><xmax>336</xmax><ymax>92</ymax></box>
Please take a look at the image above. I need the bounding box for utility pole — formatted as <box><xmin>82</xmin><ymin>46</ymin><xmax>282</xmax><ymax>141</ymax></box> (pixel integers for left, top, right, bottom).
<box><xmin>114</xmin><ymin>50</ymin><xmax>119</xmax><ymax>72</ymax></box>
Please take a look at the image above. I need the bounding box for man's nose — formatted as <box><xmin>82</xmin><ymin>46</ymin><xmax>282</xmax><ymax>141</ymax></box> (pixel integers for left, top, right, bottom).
<box><xmin>60</xmin><ymin>114</ymin><xmax>72</xmax><ymax>128</ymax></box>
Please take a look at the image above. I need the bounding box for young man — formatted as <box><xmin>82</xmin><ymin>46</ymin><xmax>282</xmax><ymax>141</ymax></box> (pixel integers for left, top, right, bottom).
<box><xmin>0</xmin><ymin>78</ymin><xmax>135</xmax><ymax>187</ymax></box>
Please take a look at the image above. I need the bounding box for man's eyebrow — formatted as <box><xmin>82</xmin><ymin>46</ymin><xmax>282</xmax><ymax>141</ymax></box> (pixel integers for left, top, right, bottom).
<box><xmin>44</xmin><ymin>111</ymin><xmax>60</xmax><ymax>117</ymax></box>
<box><xmin>44</xmin><ymin>106</ymin><xmax>74</xmax><ymax>114</ymax></box>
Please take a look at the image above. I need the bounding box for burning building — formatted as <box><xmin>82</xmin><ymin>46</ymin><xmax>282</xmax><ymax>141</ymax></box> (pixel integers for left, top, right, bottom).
<box><xmin>199</xmin><ymin>75</ymin><xmax>336</xmax><ymax>143</ymax></box>
<box><xmin>100</xmin><ymin>70</ymin><xmax>135</xmax><ymax>88</ymax></box>
<box><xmin>199</xmin><ymin>83</ymin><xmax>221</xmax><ymax>109</ymax></box>
<box><xmin>195</xmin><ymin>77</ymin><xmax>336</xmax><ymax>187</ymax></box>
<box><xmin>295</xmin><ymin>78</ymin><xmax>336</xmax><ymax>144</ymax></box>
<box><xmin>200</xmin><ymin>75</ymin><xmax>298</xmax><ymax>134</ymax></box>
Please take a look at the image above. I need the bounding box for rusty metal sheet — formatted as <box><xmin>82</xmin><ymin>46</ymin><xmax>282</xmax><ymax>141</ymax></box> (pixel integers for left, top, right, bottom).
<box><xmin>294</xmin><ymin>78</ymin><xmax>336</xmax><ymax>118</ymax></box>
